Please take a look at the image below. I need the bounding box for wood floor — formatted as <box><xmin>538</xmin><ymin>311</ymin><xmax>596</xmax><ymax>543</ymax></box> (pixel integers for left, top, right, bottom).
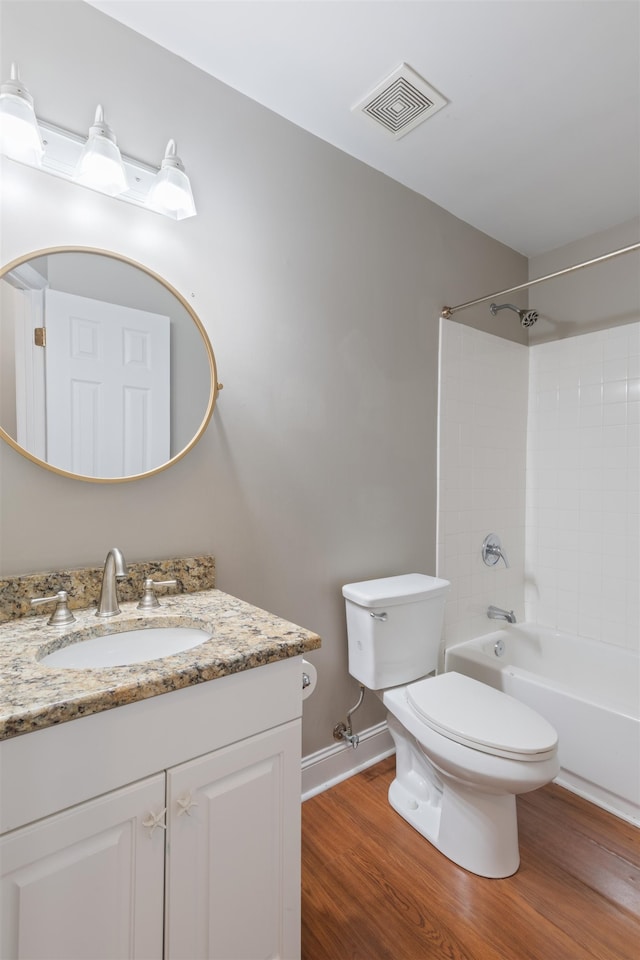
<box><xmin>301</xmin><ymin>757</ymin><xmax>640</xmax><ymax>960</ymax></box>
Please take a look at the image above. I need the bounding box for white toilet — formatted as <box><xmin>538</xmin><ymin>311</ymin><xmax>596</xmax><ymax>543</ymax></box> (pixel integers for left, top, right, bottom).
<box><xmin>343</xmin><ymin>573</ymin><xmax>559</xmax><ymax>878</ymax></box>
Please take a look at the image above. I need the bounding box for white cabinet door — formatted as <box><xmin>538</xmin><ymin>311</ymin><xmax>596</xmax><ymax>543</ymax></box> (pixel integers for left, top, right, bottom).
<box><xmin>165</xmin><ymin>721</ymin><xmax>302</xmax><ymax>960</ymax></box>
<box><xmin>0</xmin><ymin>774</ymin><xmax>166</xmax><ymax>960</ymax></box>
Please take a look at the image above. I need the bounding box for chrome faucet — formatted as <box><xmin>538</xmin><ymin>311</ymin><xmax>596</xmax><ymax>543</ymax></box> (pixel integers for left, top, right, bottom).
<box><xmin>487</xmin><ymin>604</ymin><xmax>516</xmax><ymax>624</ymax></box>
<box><xmin>482</xmin><ymin>534</ymin><xmax>510</xmax><ymax>568</ymax></box>
<box><xmin>96</xmin><ymin>548</ymin><xmax>128</xmax><ymax>618</ymax></box>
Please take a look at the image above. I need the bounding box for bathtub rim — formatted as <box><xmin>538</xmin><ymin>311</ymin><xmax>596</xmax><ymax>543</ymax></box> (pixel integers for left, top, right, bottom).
<box><xmin>444</xmin><ymin>625</ymin><xmax>640</xmax><ymax>828</ymax></box>
<box><xmin>445</xmin><ymin>624</ymin><xmax>639</xmax><ymax>722</ymax></box>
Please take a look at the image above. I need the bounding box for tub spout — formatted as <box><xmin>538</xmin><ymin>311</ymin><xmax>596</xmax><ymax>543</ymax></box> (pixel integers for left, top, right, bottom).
<box><xmin>488</xmin><ymin>605</ymin><xmax>516</xmax><ymax>624</ymax></box>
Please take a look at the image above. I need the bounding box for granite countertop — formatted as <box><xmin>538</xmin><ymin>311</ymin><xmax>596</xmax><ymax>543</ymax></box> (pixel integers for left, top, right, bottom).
<box><xmin>0</xmin><ymin>589</ymin><xmax>321</xmax><ymax>740</ymax></box>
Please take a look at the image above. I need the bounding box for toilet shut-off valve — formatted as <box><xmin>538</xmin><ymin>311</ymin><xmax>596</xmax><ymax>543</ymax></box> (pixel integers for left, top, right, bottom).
<box><xmin>333</xmin><ymin>685</ymin><xmax>366</xmax><ymax>748</ymax></box>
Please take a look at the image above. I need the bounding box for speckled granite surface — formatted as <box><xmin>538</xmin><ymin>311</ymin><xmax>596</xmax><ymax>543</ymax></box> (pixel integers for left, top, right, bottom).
<box><xmin>0</xmin><ymin>589</ymin><xmax>321</xmax><ymax>740</ymax></box>
<box><xmin>0</xmin><ymin>556</ymin><xmax>216</xmax><ymax>623</ymax></box>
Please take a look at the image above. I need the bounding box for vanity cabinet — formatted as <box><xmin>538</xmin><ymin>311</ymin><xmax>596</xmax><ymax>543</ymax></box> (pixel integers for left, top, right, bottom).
<box><xmin>166</xmin><ymin>722</ymin><xmax>300</xmax><ymax>960</ymax></box>
<box><xmin>1</xmin><ymin>775</ymin><xmax>166</xmax><ymax>959</ymax></box>
<box><xmin>0</xmin><ymin>657</ymin><xmax>303</xmax><ymax>960</ymax></box>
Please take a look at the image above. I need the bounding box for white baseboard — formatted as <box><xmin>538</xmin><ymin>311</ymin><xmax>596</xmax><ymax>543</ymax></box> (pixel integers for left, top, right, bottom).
<box><xmin>301</xmin><ymin>720</ymin><xmax>395</xmax><ymax>801</ymax></box>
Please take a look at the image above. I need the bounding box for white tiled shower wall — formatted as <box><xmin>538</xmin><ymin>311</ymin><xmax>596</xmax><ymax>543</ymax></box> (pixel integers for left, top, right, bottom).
<box><xmin>437</xmin><ymin>319</ymin><xmax>640</xmax><ymax>653</ymax></box>
<box><xmin>437</xmin><ymin>319</ymin><xmax>529</xmax><ymax>647</ymax></box>
<box><xmin>526</xmin><ymin>322</ymin><xmax>640</xmax><ymax>650</ymax></box>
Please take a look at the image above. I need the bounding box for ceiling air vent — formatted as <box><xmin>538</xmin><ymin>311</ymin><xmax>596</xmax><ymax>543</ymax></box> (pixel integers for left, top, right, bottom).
<box><xmin>353</xmin><ymin>63</ymin><xmax>447</xmax><ymax>140</ymax></box>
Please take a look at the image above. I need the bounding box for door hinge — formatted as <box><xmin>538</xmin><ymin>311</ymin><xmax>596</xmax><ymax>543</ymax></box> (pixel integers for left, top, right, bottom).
<box><xmin>34</xmin><ymin>327</ymin><xmax>46</xmax><ymax>347</ymax></box>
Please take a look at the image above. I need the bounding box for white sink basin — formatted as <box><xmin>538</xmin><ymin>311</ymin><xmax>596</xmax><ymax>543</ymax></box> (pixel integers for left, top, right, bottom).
<box><xmin>39</xmin><ymin>626</ymin><xmax>212</xmax><ymax>669</ymax></box>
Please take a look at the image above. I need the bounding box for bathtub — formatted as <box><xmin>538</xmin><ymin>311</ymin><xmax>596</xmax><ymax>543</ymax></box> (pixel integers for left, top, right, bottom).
<box><xmin>445</xmin><ymin>625</ymin><xmax>640</xmax><ymax>826</ymax></box>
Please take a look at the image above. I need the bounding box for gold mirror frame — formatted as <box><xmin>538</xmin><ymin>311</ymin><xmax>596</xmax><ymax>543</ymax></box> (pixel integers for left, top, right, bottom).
<box><xmin>0</xmin><ymin>246</ymin><xmax>219</xmax><ymax>483</ymax></box>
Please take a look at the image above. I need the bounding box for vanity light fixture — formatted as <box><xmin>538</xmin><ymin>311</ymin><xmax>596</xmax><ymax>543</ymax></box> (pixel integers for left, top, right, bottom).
<box><xmin>146</xmin><ymin>139</ymin><xmax>196</xmax><ymax>220</ymax></box>
<box><xmin>0</xmin><ymin>63</ymin><xmax>197</xmax><ymax>220</ymax></box>
<box><xmin>74</xmin><ymin>105</ymin><xmax>127</xmax><ymax>196</ymax></box>
<box><xmin>0</xmin><ymin>64</ymin><xmax>44</xmax><ymax>165</ymax></box>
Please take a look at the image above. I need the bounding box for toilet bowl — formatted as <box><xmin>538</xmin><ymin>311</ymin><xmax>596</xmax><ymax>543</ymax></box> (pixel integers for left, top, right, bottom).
<box><xmin>383</xmin><ymin>672</ymin><xmax>559</xmax><ymax>877</ymax></box>
<box><xmin>343</xmin><ymin>574</ymin><xmax>559</xmax><ymax>878</ymax></box>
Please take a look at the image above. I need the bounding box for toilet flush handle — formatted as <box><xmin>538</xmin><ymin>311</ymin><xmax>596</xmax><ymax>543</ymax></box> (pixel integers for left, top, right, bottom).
<box><xmin>370</xmin><ymin>611</ymin><xmax>388</xmax><ymax>622</ymax></box>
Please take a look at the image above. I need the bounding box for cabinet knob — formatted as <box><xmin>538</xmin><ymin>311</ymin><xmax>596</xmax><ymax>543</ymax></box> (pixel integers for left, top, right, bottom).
<box><xmin>177</xmin><ymin>793</ymin><xmax>199</xmax><ymax>817</ymax></box>
<box><xmin>142</xmin><ymin>808</ymin><xmax>167</xmax><ymax>838</ymax></box>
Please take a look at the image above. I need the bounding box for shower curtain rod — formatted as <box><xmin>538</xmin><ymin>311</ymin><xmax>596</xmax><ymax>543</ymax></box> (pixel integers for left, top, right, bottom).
<box><xmin>441</xmin><ymin>241</ymin><xmax>640</xmax><ymax>318</ymax></box>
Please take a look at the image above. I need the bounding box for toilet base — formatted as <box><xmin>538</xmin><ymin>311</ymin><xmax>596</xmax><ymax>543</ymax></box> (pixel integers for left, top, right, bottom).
<box><xmin>388</xmin><ymin>775</ymin><xmax>520</xmax><ymax>878</ymax></box>
<box><xmin>387</xmin><ymin>714</ymin><xmax>521</xmax><ymax>878</ymax></box>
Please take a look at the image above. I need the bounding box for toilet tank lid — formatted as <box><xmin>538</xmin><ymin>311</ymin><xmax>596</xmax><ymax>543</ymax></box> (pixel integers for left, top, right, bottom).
<box><xmin>342</xmin><ymin>573</ymin><xmax>450</xmax><ymax>608</ymax></box>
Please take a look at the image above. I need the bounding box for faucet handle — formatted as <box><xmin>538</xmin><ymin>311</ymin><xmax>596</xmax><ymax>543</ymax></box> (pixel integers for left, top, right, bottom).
<box><xmin>482</xmin><ymin>533</ymin><xmax>510</xmax><ymax>568</ymax></box>
<box><xmin>137</xmin><ymin>578</ymin><xmax>178</xmax><ymax>610</ymax></box>
<box><xmin>31</xmin><ymin>590</ymin><xmax>76</xmax><ymax>626</ymax></box>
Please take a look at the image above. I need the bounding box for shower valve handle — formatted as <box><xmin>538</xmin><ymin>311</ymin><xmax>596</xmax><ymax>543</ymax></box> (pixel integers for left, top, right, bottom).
<box><xmin>482</xmin><ymin>534</ymin><xmax>510</xmax><ymax>568</ymax></box>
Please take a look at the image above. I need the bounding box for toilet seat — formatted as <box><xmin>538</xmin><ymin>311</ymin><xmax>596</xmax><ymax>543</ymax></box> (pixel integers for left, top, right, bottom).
<box><xmin>406</xmin><ymin>672</ymin><xmax>558</xmax><ymax>762</ymax></box>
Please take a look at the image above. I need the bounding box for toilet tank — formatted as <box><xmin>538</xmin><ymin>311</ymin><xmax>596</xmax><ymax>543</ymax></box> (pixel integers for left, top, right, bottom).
<box><xmin>342</xmin><ymin>574</ymin><xmax>450</xmax><ymax>689</ymax></box>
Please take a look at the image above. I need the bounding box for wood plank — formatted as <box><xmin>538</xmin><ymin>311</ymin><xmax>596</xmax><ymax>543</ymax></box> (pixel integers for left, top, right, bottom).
<box><xmin>302</xmin><ymin>759</ymin><xmax>640</xmax><ymax>960</ymax></box>
<box><xmin>517</xmin><ymin>789</ymin><xmax>640</xmax><ymax>917</ymax></box>
<box><xmin>518</xmin><ymin>782</ymin><xmax>640</xmax><ymax>869</ymax></box>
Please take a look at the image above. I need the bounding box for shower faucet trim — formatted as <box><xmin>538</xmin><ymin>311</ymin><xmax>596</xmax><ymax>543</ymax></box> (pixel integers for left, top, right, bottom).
<box><xmin>482</xmin><ymin>533</ymin><xmax>510</xmax><ymax>568</ymax></box>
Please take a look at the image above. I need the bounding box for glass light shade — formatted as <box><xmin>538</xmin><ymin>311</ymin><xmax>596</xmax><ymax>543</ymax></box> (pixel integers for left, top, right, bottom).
<box><xmin>0</xmin><ymin>64</ymin><xmax>43</xmax><ymax>165</ymax></box>
<box><xmin>74</xmin><ymin>105</ymin><xmax>127</xmax><ymax>196</ymax></box>
<box><xmin>147</xmin><ymin>140</ymin><xmax>196</xmax><ymax>220</ymax></box>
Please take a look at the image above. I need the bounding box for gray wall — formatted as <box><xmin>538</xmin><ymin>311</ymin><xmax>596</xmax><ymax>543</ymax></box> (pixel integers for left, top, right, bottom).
<box><xmin>0</xmin><ymin>0</ymin><xmax>527</xmax><ymax>756</ymax></box>
<box><xmin>528</xmin><ymin>217</ymin><xmax>640</xmax><ymax>343</ymax></box>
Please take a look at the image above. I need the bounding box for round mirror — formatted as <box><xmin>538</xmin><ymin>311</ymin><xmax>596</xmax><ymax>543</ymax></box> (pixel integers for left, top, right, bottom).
<box><xmin>0</xmin><ymin>247</ymin><xmax>218</xmax><ymax>482</ymax></box>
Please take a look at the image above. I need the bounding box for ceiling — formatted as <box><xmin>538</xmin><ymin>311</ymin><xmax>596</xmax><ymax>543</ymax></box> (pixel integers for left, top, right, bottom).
<box><xmin>87</xmin><ymin>1</ymin><xmax>640</xmax><ymax>258</ymax></box>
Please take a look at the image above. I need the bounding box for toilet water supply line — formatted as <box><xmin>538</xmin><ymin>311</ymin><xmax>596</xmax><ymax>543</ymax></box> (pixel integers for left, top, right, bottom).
<box><xmin>333</xmin><ymin>685</ymin><xmax>366</xmax><ymax>748</ymax></box>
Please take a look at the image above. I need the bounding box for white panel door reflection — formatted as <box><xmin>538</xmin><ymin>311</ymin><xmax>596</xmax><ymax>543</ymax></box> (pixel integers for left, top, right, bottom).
<box><xmin>44</xmin><ymin>289</ymin><xmax>170</xmax><ymax>478</ymax></box>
